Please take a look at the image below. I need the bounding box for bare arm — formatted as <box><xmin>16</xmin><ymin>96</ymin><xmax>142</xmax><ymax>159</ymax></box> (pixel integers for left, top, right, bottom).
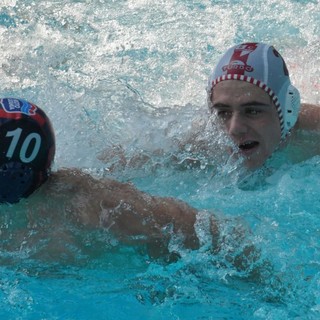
<box><xmin>29</xmin><ymin>169</ymin><xmax>260</xmax><ymax>271</ymax></box>
<box><xmin>44</xmin><ymin>169</ymin><xmax>202</xmax><ymax>250</ymax></box>
<box><xmin>99</xmin><ymin>179</ymin><xmax>201</xmax><ymax>250</ymax></box>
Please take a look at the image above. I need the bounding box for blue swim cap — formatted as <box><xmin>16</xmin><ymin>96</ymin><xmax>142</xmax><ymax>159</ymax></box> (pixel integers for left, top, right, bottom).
<box><xmin>0</xmin><ymin>98</ymin><xmax>55</xmax><ymax>203</ymax></box>
<box><xmin>207</xmin><ymin>42</ymin><xmax>301</xmax><ymax>138</ymax></box>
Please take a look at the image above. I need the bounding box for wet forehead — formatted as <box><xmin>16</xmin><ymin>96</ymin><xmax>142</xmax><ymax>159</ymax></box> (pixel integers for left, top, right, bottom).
<box><xmin>211</xmin><ymin>80</ymin><xmax>272</xmax><ymax>106</ymax></box>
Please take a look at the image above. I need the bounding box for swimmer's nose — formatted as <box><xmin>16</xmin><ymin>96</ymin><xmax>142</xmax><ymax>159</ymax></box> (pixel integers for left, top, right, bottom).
<box><xmin>227</xmin><ymin>113</ymin><xmax>248</xmax><ymax>137</ymax></box>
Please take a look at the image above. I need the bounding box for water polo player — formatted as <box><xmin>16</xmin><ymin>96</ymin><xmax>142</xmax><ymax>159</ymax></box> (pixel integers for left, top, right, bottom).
<box><xmin>207</xmin><ymin>42</ymin><xmax>320</xmax><ymax>169</ymax></box>
<box><xmin>0</xmin><ymin>99</ymin><xmax>207</xmax><ymax>256</ymax></box>
<box><xmin>0</xmin><ymin>98</ymin><xmax>55</xmax><ymax>203</ymax></box>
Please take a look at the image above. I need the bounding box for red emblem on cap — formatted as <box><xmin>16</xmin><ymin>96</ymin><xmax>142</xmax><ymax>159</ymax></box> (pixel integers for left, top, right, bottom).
<box><xmin>222</xmin><ymin>42</ymin><xmax>258</xmax><ymax>75</ymax></box>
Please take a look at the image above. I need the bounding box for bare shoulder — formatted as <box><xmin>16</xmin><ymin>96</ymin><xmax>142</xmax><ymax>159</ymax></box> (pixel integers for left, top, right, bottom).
<box><xmin>296</xmin><ymin>103</ymin><xmax>320</xmax><ymax>131</ymax></box>
<box><xmin>48</xmin><ymin>168</ymin><xmax>126</xmax><ymax>192</ymax></box>
<box><xmin>286</xmin><ymin>103</ymin><xmax>320</xmax><ymax>162</ymax></box>
<box><xmin>42</xmin><ymin>168</ymin><xmax>122</xmax><ymax>227</ymax></box>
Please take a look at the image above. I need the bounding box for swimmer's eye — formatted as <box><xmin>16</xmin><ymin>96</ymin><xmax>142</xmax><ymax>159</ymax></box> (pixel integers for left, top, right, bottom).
<box><xmin>245</xmin><ymin>108</ymin><xmax>263</xmax><ymax>116</ymax></box>
<box><xmin>216</xmin><ymin>110</ymin><xmax>232</xmax><ymax>120</ymax></box>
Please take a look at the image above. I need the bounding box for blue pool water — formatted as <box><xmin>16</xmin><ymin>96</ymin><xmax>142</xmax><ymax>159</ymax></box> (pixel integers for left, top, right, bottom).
<box><xmin>0</xmin><ymin>0</ymin><xmax>319</xmax><ymax>319</ymax></box>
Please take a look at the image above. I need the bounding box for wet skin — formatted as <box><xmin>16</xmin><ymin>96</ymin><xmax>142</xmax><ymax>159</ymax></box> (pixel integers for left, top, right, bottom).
<box><xmin>210</xmin><ymin>80</ymin><xmax>282</xmax><ymax>169</ymax></box>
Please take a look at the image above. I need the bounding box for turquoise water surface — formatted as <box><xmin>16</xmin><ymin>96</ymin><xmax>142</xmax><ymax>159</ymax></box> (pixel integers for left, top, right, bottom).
<box><xmin>0</xmin><ymin>0</ymin><xmax>319</xmax><ymax>319</ymax></box>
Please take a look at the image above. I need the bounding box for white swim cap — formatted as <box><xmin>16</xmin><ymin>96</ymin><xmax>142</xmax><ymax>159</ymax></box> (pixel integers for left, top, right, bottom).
<box><xmin>207</xmin><ymin>42</ymin><xmax>301</xmax><ymax>138</ymax></box>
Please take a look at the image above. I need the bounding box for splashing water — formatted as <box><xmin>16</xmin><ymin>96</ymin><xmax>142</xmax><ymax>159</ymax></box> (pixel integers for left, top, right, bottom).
<box><xmin>0</xmin><ymin>0</ymin><xmax>319</xmax><ymax>319</ymax></box>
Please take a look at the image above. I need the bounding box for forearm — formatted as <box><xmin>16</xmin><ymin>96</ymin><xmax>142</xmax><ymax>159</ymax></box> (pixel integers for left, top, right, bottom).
<box><xmin>99</xmin><ymin>185</ymin><xmax>200</xmax><ymax>249</ymax></box>
<box><xmin>152</xmin><ymin>196</ymin><xmax>200</xmax><ymax>249</ymax></box>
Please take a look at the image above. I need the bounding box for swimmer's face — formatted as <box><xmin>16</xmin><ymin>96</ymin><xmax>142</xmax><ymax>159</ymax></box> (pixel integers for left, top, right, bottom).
<box><xmin>210</xmin><ymin>80</ymin><xmax>281</xmax><ymax>169</ymax></box>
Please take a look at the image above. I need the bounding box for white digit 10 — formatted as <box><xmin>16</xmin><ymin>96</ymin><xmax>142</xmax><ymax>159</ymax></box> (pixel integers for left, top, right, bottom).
<box><xmin>5</xmin><ymin>128</ymin><xmax>41</xmax><ymax>163</ymax></box>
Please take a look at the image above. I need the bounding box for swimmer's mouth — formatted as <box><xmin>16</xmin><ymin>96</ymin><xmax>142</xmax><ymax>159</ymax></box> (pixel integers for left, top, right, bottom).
<box><xmin>238</xmin><ymin>141</ymin><xmax>259</xmax><ymax>152</ymax></box>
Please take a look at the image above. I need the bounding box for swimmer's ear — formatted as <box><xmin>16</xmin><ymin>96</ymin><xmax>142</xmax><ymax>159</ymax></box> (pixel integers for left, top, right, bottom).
<box><xmin>284</xmin><ymin>84</ymin><xmax>301</xmax><ymax>132</ymax></box>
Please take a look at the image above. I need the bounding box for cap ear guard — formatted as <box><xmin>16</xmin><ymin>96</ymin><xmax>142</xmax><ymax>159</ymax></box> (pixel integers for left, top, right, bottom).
<box><xmin>284</xmin><ymin>84</ymin><xmax>300</xmax><ymax>134</ymax></box>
